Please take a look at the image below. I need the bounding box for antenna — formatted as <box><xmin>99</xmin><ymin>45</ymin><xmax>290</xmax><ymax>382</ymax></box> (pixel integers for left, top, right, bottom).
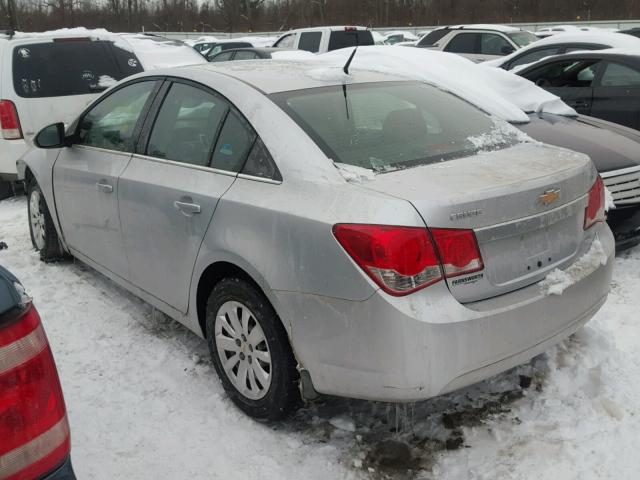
<box><xmin>342</xmin><ymin>27</ymin><xmax>360</xmax><ymax>75</ymax></box>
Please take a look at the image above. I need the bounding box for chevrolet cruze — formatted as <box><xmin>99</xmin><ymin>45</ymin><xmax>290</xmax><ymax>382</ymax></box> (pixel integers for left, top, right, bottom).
<box><xmin>19</xmin><ymin>61</ymin><xmax>614</xmax><ymax>420</ymax></box>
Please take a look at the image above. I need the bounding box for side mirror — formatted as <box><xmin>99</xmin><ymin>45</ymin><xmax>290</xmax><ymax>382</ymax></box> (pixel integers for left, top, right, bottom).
<box><xmin>501</xmin><ymin>45</ymin><xmax>516</xmax><ymax>55</ymax></box>
<box><xmin>34</xmin><ymin>123</ymin><xmax>69</xmax><ymax>149</ymax></box>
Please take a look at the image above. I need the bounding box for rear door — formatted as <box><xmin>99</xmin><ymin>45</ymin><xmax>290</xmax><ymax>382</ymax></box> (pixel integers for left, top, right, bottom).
<box><xmin>53</xmin><ymin>79</ymin><xmax>160</xmax><ymax>280</ymax></box>
<box><xmin>590</xmin><ymin>60</ymin><xmax>640</xmax><ymax>130</ymax></box>
<box><xmin>118</xmin><ymin>79</ymin><xmax>255</xmax><ymax>312</ymax></box>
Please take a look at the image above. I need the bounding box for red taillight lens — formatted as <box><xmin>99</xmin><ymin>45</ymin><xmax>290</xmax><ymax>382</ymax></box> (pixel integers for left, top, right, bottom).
<box><xmin>333</xmin><ymin>224</ymin><xmax>443</xmax><ymax>295</ymax></box>
<box><xmin>430</xmin><ymin>228</ymin><xmax>484</xmax><ymax>278</ymax></box>
<box><xmin>0</xmin><ymin>304</ymin><xmax>70</xmax><ymax>480</ymax></box>
<box><xmin>334</xmin><ymin>224</ymin><xmax>484</xmax><ymax>296</ymax></box>
<box><xmin>584</xmin><ymin>176</ymin><xmax>606</xmax><ymax>230</ymax></box>
<box><xmin>0</xmin><ymin>100</ymin><xmax>23</xmax><ymax>140</ymax></box>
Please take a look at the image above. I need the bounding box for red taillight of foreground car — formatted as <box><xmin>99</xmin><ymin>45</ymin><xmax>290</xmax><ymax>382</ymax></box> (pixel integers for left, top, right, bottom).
<box><xmin>333</xmin><ymin>224</ymin><xmax>484</xmax><ymax>296</ymax></box>
<box><xmin>430</xmin><ymin>228</ymin><xmax>484</xmax><ymax>278</ymax></box>
<box><xmin>0</xmin><ymin>100</ymin><xmax>23</xmax><ymax>140</ymax></box>
<box><xmin>584</xmin><ymin>176</ymin><xmax>606</xmax><ymax>230</ymax></box>
<box><xmin>0</xmin><ymin>304</ymin><xmax>70</xmax><ymax>480</ymax></box>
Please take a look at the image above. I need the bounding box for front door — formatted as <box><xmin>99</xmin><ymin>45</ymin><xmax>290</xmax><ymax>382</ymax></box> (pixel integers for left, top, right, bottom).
<box><xmin>53</xmin><ymin>80</ymin><xmax>159</xmax><ymax>279</ymax></box>
<box><xmin>591</xmin><ymin>61</ymin><xmax>640</xmax><ymax>130</ymax></box>
<box><xmin>118</xmin><ymin>81</ymin><xmax>257</xmax><ymax>312</ymax></box>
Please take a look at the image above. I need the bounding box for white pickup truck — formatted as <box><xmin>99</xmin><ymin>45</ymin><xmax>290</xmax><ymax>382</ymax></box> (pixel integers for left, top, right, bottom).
<box><xmin>272</xmin><ymin>26</ymin><xmax>374</xmax><ymax>53</ymax></box>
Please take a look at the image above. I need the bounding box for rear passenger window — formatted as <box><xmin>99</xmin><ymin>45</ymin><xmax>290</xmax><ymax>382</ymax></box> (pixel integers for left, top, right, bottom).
<box><xmin>13</xmin><ymin>41</ymin><xmax>126</xmax><ymax>98</ymax></box>
<box><xmin>508</xmin><ymin>47</ymin><xmax>560</xmax><ymax>69</ymax></box>
<box><xmin>211</xmin><ymin>110</ymin><xmax>256</xmax><ymax>172</ymax></box>
<box><xmin>211</xmin><ymin>51</ymin><xmax>234</xmax><ymax>62</ymax></box>
<box><xmin>146</xmin><ymin>83</ymin><xmax>228</xmax><ymax>166</ymax></box>
<box><xmin>299</xmin><ymin>32</ymin><xmax>322</xmax><ymax>53</ymax></box>
<box><xmin>234</xmin><ymin>51</ymin><xmax>259</xmax><ymax>60</ymax></box>
<box><xmin>77</xmin><ymin>81</ymin><xmax>156</xmax><ymax>152</ymax></box>
<box><xmin>444</xmin><ymin>33</ymin><xmax>478</xmax><ymax>54</ymax></box>
<box><xmin>242</xmin><ymin>137</ymin><xmax>281</xmax><ymax>181</ymax></box>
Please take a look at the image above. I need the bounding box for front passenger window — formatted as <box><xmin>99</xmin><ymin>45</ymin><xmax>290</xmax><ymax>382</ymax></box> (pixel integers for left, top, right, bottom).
<box><xmin>146</xmin><ymin>83</ymin><xmax>228</xmax><ymax>166</ymax></box>
<box><xmin>77</xmin><ymin>81</ymin><xmax>156</xmax><ymax>152</ymax></box>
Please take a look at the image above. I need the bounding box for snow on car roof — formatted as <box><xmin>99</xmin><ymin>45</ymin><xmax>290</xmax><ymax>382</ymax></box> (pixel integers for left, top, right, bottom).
<box><xmin>315</xmin><ymin>46</ymin><xmax>575</xmax><ymax>122</ymax></box>
<box><xmin>444</xmin><ymin>24</ymin><xmax>524</xmax><ymax>33</ymax></box>
<box><xmin>187</xmin><ymin>59</ymin><xmax>410</xmax><ymax>94</ymax></box>
<box><xmin>115</xmin><ymin>34</ymin><xmax>206</xmax><ymax>70</ymax></box>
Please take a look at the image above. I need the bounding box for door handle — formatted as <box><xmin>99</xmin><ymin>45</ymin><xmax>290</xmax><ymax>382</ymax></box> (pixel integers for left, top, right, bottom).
<box><xmin>570</xmin><ymin>100</ymin><xmax>590</xmax><ymax>108</ymax></box>
<box><xmin>96</xmin><ymin>182</ymin><xmax>113</xmax><ymax>193</ymax></box>
<box><xmin>174</xmin><ymin>200</ymin><xmax>201</xmax><ymax>216</ymax></box>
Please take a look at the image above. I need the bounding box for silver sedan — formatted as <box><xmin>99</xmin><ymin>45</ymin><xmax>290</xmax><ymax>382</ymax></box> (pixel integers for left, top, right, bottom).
<box><xmin>20</xmin><ymin>61</ymin><xmax>614</xmax><ymax>420</ymax></box>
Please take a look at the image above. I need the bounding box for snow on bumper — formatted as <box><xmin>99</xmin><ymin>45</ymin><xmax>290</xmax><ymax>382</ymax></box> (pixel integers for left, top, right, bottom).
<box><xmin>275</xmin><ymin>223</ymin><xmax>615</xmax><ymax>402</ymax></box>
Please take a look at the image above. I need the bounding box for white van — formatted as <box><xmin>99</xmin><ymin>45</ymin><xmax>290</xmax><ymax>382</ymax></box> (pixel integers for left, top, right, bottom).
<box><xmin>0</xmin><ymin>31</ymin><xmax>205</xmax><ymax>189</ymax></box>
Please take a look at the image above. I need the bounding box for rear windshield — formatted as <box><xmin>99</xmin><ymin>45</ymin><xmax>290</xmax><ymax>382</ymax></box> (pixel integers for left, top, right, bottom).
<box><xmin>417</xmin><ymin>29</ymin><xmax>449</xmax><ymax>46</ymax></box>
<box><xmin>12</xmin><ymin>40</ymin><xmax>142</xmax><ymax>98</ymax></box>
<box><xmin>328</xmin><ymin>30</ymin><xmax>374</xmax><ymax>51</ymax></box>
<box><xmin>272</xmin><ymin>81</ymin><xmax>518</xmax><ymax>173</ymax></box>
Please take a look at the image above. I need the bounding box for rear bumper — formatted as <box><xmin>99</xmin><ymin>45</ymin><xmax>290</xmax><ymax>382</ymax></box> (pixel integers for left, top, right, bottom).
<box><xmin>276</xmin><ymin>223</ymin><xmax>614</xmax><ymax>402</ymax></box>
<box><xmin>42</xmin><ymin>456</ymin><xmax>76</xmax><ymax>480</ymax></box>
<box><xmin>0</xmin><ymin>138</ymin><xmax>30</xmax><ymax>178</ymax></box>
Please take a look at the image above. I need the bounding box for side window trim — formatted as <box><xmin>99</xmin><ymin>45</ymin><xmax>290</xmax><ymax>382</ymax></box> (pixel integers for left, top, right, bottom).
<box><xmin>71</xmin><ymin>77</ymin><xmax>163</xmax><ymax>154</ymax></box>
<box><xmin>135</xmin><ymin>75</ymin><xmax>278</xmax><ymax>178</ymax></box>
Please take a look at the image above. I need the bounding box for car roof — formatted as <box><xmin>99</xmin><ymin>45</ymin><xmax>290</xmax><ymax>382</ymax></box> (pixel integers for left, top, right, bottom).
<box><xmin>436</xmin><ymin>24</ymin><xmax>524</xmax><ymax>33</ymax></box>
<box><xmin>220</xmin><ymin>47</ymin><xmax>296</xmax><ymax>54</ymax></box>
<box><xmin>285</xmin><ymin>26</ymin><xmax>369</xmax><ymax>33</ymax></box>
<box><xmin>165</xmin><ymin>60</ymin><xmax>412</xmax><ymax>94</ymax></box>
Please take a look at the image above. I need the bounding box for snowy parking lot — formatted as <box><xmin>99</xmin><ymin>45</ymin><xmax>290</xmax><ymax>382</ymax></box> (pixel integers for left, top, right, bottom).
<box><xmin>1</xmin><ymin>194</ymin><xmax>639</xmax><ymax>479</ymax></box>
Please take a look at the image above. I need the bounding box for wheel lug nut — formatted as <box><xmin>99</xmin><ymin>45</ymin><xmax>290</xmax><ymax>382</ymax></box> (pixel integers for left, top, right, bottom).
<box><xmin>235</xmin><ymin>339</ymin><xmax>241</xmax><ymax>347</ymax></box>
<box><xmin>249</xmin><ymin>345</ymin><xmax>253</xmax><ymax>352</ymax></box>
<box><xmin>240</xmin><ymin>353</ymin><xmax>245</xmax><ymax>361</ymax></box>
<box><xmin>241</xmin><ymin>334</ymin><xmax>247</xmax><ymax>342</ymax></box>
<box><xmin>248</xmin><ymin>356</ymin><xmax>252</xmax><ymax>363</ymax></box>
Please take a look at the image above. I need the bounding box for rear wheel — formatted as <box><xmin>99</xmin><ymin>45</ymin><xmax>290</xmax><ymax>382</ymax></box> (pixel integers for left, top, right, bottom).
<box><xmin>27</xmin><ymin>178</ymin><xmax>66</xmax><ymax>262</ymax></box>
<box><xmin>206</xmin><ymin>277</ymin><xmax>301</xmax><ymax>420</ymax></box>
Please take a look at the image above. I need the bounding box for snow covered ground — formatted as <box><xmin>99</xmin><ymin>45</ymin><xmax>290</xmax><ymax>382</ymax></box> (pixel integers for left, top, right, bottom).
<box><xmin>1</xmin><ymin>195</ymin><xmax>639</xmax><ymax>479</ymax></box>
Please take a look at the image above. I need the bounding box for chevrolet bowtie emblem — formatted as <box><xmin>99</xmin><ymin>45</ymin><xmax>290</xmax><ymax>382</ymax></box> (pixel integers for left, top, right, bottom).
<box><xmin>538</xmin><ymin>189</ymin><xmax>561</xmax><ymax>206</ymax></box>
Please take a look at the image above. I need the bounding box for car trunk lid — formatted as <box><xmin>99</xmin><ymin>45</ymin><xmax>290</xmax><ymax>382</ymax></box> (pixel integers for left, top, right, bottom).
<box><xmin>358</xmin><ymin>143</ymin><xmax>597</xmax><ymax>302</ymax></box>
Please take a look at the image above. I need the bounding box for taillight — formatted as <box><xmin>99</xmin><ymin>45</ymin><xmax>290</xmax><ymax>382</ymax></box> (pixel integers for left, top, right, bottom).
<box><xmin>584</xmin><ymin>176</ymin><xmax>605</xmax><ymax>230</ymax></box>
<box><xmin>333</xmin><ymin>224</ymin><xmax>442</xmax><ymax>295</ymax></box>
<box><xmin>0</xmin><ymin>304</ymin><xmax>70</xmax><ymax>480</ymax></box>
<box><xmin>430</xmin><ymin>228</ymin><xmax>484</xmax><ymax>278</ymax></box>
<box><xmin>333</xmin><ymin>224</ymin><xmax>484</xmax><ymax>296</ymax></box>
<box><xmin>0</xmin><ymin>100</ymin><xmax>23</xmax><ymax>140</ymax></box>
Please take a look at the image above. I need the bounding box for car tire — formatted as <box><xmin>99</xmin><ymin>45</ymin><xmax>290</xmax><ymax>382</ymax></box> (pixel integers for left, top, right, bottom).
<box><xmin>27</xmin><ymin>178</ymin><xmax>66</xmax><ymax>262</ymax></box>
<box><xmin>206</xmin><ymin>277</ymin><xmax>301</xmax><ymax>421</ymax></box>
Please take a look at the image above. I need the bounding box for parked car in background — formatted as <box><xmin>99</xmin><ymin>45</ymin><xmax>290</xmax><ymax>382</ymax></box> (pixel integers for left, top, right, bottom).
<box><xmin>533</xmin><ymin>25</ymin><xmax>602</xmax><ymax>39</ymax></box>
<box><xmin>415</xmin><ymin>24</ymin><xmax>538</xmax><ymax>62</ymax></box>
<box><xmin>0</xmin><ymin>265</ymin><xmax>75</xmax><ymax>479</ymax></box>
<box><xmin>21</xmin><ymin>61</ymin><xmax>613</xmax><ymax>420</ymax></box>
<box><xmin>272</xmin><ymin>26</ymin><xmax>374</xmax><ymax>53</ymax></box>
<box><xmin>619</xmin><ymin>27</ymin><xmax>640</xmax><ymax>39</ymax></box>
<box><xmin>201</xmin><ymin>40</ymin><xmax>253</xmax><ymax>58</ymax></box>
<box><xmin>0</xmin><ymin>30</ymin><xmax>206</xmax><ymax>190</ymax></box>
<box><xmin>190</xmin><ymin>35</ymin><xmax>220</xmax><ymax>53</ymax></box>
<box><xmin>517</xmin><ymin>50</ymin><xmax>640</xmax><ymax>131</ymax></box>
<box><xmin>486</xmin><ymin>31</ymin><xmax>640</xmax><ymax>70</ymax></box>
<box><xmin>208</xmin><ymin>47</ymin><xmax>304</xmax><ymax>62</ymax></box>
<box><xmin>383</xmin><ymin>30</ymin><xmax>419</xmax><ymax>45</ymax></box>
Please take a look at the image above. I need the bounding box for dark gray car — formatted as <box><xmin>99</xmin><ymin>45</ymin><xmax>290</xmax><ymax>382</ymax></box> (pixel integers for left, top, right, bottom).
<box><xmin>519</xmin><ymin>113</ymin><xmax>640</xmax><ymax>249</ymax></box>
